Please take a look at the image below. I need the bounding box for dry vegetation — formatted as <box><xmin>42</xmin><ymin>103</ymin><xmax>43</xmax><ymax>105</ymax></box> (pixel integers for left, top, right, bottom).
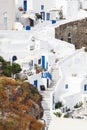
<box><xmin>0</xmin><ymin>76</ymin><xmax>44</xmax><ymax>130</ymax></box>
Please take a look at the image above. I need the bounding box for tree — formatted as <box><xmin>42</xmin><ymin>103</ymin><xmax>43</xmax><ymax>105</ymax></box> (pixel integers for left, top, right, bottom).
<box><xmin>59</xmin><ymin>7</ymin><xmax>63</xmax><ymax>19</ymax></box>
<box><xmin>3</xmin><ymin>63</ymin><xmax>12</xmax><ymax>77</ymax></box>
<box><xmin>0</xmin><ymin>56</ymin><xmax>22</xmax><ymax>77</ymax></box>
<box><xmin>35</xmin><ymin>13</ymin><xmax>42</xmax><ymax>19</ymax></box>
<box><xmin>0</xmin><ymin>56</ymin><xmax>5</xmax><ymax>62</ymax></box>
<box><xmin>11</xmin><ymin>62</ymin><xmax>22</xmax><ymax>75</ymax></box>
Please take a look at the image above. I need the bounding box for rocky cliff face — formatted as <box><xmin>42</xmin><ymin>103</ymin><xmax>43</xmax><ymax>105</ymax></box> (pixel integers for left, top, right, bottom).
<box><xmin>0</xmin><ymin>77</ymin><xmax>44</xmax><ymax>130</ymax></box>
<box><xmin>55</xmin><ymin>18</ymin><xmax>87</xmax><ymax>49</ymax></box>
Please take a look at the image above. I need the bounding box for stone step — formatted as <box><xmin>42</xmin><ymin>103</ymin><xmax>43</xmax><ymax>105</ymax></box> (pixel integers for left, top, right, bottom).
<box><xmin>40</xmin><ymin>67</ymin><xmax>60</xmax><ymax>129</ymax></box>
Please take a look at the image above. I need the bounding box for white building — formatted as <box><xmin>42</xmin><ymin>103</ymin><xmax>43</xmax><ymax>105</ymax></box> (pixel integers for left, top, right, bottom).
<box><xmin>16</xmin><ymin>0</ymin><xmax>55</xmax><ymax>20</ymax></box>
<box><xmin>32</xmin><ymin>0</ymin><xmax>55</xmax><ymax>20</ymax></box>
<box><xmin>67</xmin><ymin>0</ymin><xmax>80</xmax><ymax>18</ymax></box>
<box><xmin>16</xmin><ymin>0</ymin><xmax>87</xmax><ymax>22</ymax></box>
<box><xmin>81</xmin><ymin>0</ymin><xmax>87</xmax><ymax>10</ymax></box>
<box><xmin>52</xmin><ymin>48</ymin><xmax>87</xmax><ymax>110</ymax></box>
<box><xmin>0</xmin><ymin>0</ymin><xmax>15</xmax><ymax>30</ymax></box>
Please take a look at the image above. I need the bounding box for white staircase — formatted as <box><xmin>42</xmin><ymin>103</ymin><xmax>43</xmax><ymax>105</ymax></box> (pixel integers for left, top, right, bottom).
<box><xmin>40</xmin><ymin>66</ymin><xmax>59</xmax><ymax>129</ymax></box>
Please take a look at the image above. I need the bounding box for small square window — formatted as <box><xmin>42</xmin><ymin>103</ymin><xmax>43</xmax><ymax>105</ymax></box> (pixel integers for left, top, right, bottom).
<box><xmin>41</xmin><ymin>5</ymin><xmax>44</xmax><ymax>10</ymax></box>
<box><xmin>84</xmin><ymin>84</ymin><xmax>87</xmax><ymax>91</ymax></box>
<box><xmin>38</xmin><ymin>59</ymin><xmax>41</xmax><ymax>64</ymax></box>
<box><xmin>65</xmin><ymin>84</ymin><xmax>68</xmax><ymax>89</ymax></box>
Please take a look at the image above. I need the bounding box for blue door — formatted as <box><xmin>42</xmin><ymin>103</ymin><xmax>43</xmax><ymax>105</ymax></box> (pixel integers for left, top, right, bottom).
<box><xmin>41</xmin><ymin>12</ymin><xmax>45</xmax><ymax>20</ymax></box>
<box><xmin>42</xmin><ymin>56</ymin><xmax>45</xmax><ymax>69</ymax></box>
<box><xmin>24</xmin><ymin>0</ymin><xmax>27</xmax><ymax>11</ymax></box>
<box><xmin>34</xmin><ymin>80</ymin><xmax>38</xmax><ymax>88</ymax></box>
<box><xmin>46</xmin><ymin>13</ymin><xmax>50</xmax><ymax>20</ymax></box>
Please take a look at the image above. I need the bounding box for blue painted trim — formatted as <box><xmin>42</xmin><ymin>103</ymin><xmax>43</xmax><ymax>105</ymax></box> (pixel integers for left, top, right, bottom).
<box><xmin>41</xmin><ymin>72</ymin><xmax>52</xmax><ymax>80</ymax></box>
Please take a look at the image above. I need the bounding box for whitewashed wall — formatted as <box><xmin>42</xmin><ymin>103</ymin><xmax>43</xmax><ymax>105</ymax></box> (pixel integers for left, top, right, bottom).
<box><xmin>62</xmin><ymin>93</ymin><xmax>82</xmax><ymax>109</ymax></box>
<box><xmin>67</xmin><ymin>0</ymin><xmax>79</xmax><ymax>18</ymax></box>
<box><xmin>28</xmin><ymin>73</ymin><xmax>48</xmax><ymax>91</ymax></box>
<box><xmin>32</xmin><ymin>0</ymin><xmax>54</xmax><ymax>13</ymax></box>
<box><xmin>54</xmin><ymin>49</ymin><xmax>87</xmax><ymax>109</ymax></box>
<box><xmin>0</xmin><ymin>0</ymin><xmax>15</xmax><ymax>30</ymax></box>
<box><xmin>81</xmin><ymin>0</ymin><xmax>87</xmax><ymax>9</ymax></box>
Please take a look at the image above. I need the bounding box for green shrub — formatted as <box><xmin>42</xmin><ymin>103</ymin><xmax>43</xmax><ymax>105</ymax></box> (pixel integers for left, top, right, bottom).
<box><xmin>55</xmin><ymin>101</ymin><xmax>63</xmax><ymax>109</ymax></box>
<box><xmin>54</xmin><ymin>112</ymin><xmax>62</xmax><ymax>117</ymax></box>
<box><xmin>74</xmin><ymin>101</ymin><xmax>83</xmax><ymax>108</ymax></box>
<box><xmin>36</xmin><ymin>13</ymin><xmax>42</xmax><ymax>19</ymax></box>
<box><xmin>64</xmin><ymin>114</ymin><xmax>69</xmax><ymax>118</ymax></box>
<box><xmin>66</xmin><ymin>108</ymin><xmax>70</xmax><ymax>112</ymax></box>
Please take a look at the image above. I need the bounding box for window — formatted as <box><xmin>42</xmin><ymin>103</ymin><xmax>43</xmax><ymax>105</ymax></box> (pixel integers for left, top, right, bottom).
<box><xmin>68</xmin><ymin>37</ymin><xmax>71</xmax><ymax>43</ymax></box>
<box><xmin>3</xmin><ymin>12</ymin><xmax>7</xmax><ymax>29</ymax></box>
<box><xmin>34</xmin><ymin>80</ymin><xmax>38</xmax><ymax>88</ymax></box>
<box><xmin>41</xmin><ymin>5</ymin><xmax>44</xmax><ymax>10</ymax></box>
<box><xmin>68</xmin><ymin>33</ymin><xmax>71</xmax><ymax>43</ymax></box>
<box><xmin>41</xmin><ymin>12</ymin><xmax>45</xmax><ymax>20</ymax></box>
<box><xmin>84</xmin><ymin>84</ymin><xmax>87</xmax><ymax>91</ymax></box>
<box><xmin>53</xmin><ymin>95</ymin><xmax>55</xmax><ymax>104</ymax></box>
<box><xmin>68</xmin><ymin>33</ymin><xmax>71</xmax><ymax>37</ymax></box>
<box><xmin>40</xmin><ymin>85</ymin><xmax>45</xmax><ymax>91</ymax></box>
<box><xmin>46</xmin><ymin>13</ymin><xmax>50</xmax><ymax>20</ymax></box>
<box><xmin>65</xmin><ymin>84</ymin><xmax>68</xmax><ymax>89</ymax></box>
<box><xmin>12</xmin><ymin>56</ymin><xmax>17</xmax><ymax>62</ymax></box>
<box><xmin>61</xmin><ymin>38</ymin><xmax>63</xmax><ymax>40</ymax></box>
<box><xmin>29</xmin><ymin>60</ymin><xmax>33</xmax><ymax>66</ymax></box>
<box><xmin>38</xmin><ymin>59</ymin><xmax>41</xmax><ymax>64</ymax></box>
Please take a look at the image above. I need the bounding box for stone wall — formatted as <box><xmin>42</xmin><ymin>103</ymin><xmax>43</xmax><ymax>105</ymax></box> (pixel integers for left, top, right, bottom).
<box><xmin>55</xmin><ymin>18</ymin><xmax>87</xmax><ymax>48</ymax></box>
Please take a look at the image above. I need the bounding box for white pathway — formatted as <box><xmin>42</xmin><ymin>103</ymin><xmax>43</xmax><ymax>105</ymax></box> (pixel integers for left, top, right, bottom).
<box><xmin>40</xmin><ymin>66</ymin><xmax>59</xmax><ymax>129</ymax></box>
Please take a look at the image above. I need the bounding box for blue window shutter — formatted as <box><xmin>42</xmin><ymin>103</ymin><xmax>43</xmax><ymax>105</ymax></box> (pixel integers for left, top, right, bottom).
<box><xmin>84</xmin><ymin>85</ymin><xmax>87</xmax><ymax>91</ymax></box>
<box><xmin>42</xmin><ymin>56</ymin><xmax>45</xmax><ymax>69</ymax></box>
<box><xmin>34</xmin><ymin>80</ymin><xmax>38</xmax><ymax>88</ymax></box>
<box><xmin>24</xmin><ymin>0</ymin><xmax>27</xmax><ymax>11</ymax></box>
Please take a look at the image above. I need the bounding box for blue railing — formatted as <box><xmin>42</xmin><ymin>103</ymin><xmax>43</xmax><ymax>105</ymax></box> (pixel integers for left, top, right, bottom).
<box><xmin>41</xmin><ymin>72</ymin><xmax>52</xmax><ymax>80</ymax></box>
